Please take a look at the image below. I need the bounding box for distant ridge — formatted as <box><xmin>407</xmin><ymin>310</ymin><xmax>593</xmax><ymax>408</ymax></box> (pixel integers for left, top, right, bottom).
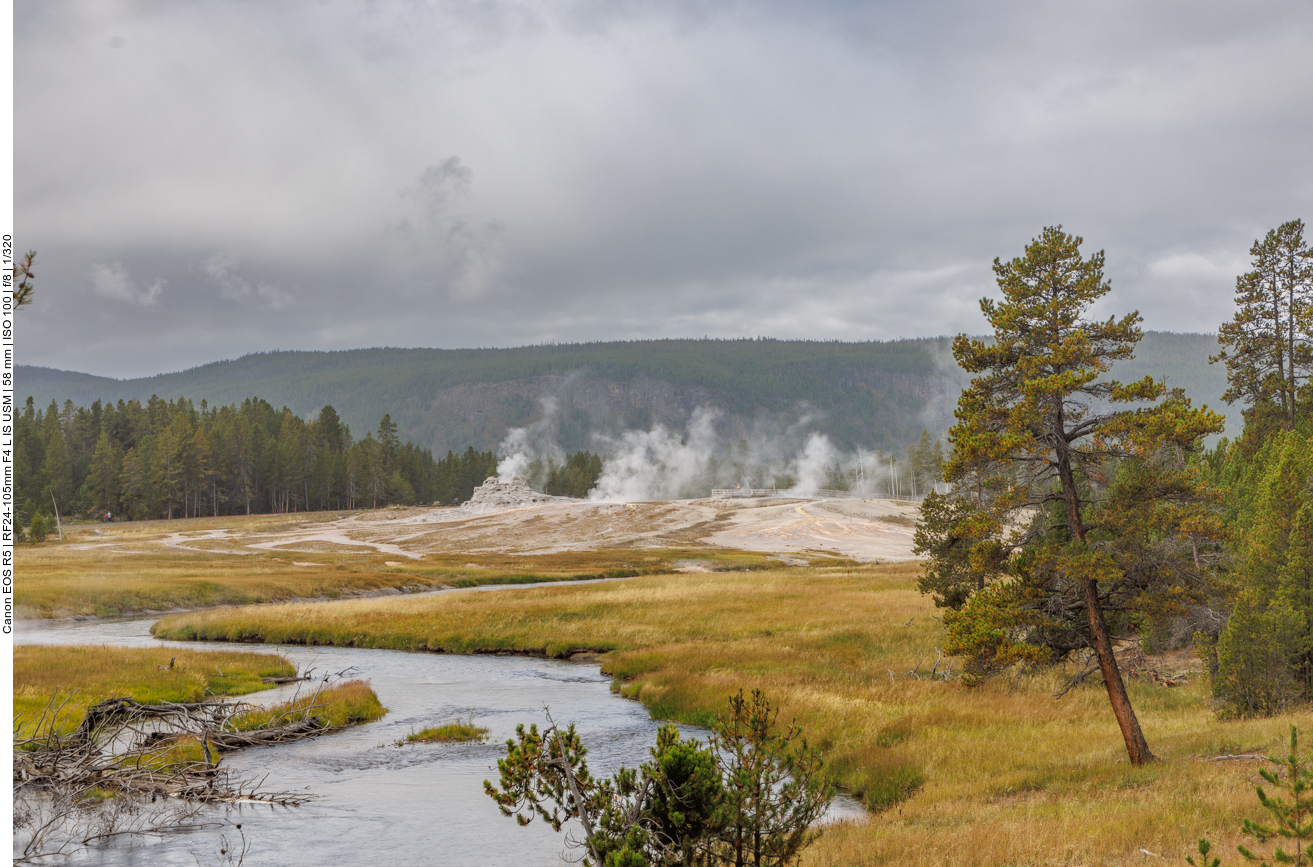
<box><xmin>17</xmin><ymin>334</ymin><xmax>1232</xmax><ymax>456</ymax></box>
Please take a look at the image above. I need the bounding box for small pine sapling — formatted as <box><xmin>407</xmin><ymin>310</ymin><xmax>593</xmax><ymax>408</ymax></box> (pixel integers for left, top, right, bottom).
<box><xmin>1188</xmin><ymin>726</ymin><xmax>1313</xmax><ymax>867</ymax></box>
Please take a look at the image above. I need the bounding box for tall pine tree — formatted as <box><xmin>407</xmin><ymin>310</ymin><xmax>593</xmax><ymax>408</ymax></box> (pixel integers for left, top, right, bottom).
<box><xmin>928</xmin><ymin>226</ymin><xmax>1223</xmax><ymax>766</ymax></box>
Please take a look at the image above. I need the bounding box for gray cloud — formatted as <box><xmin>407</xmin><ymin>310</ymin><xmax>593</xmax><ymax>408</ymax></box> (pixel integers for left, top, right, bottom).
<box><xmin>14</xmin><ymin>0</ymin><xmax>1313</xmax><ymax>377</ymax></box>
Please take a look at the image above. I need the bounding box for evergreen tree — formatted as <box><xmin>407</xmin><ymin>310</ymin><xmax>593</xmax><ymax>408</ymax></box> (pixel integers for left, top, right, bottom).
<box><xmin>1189</xmin><ymin>727</ymin><xmax>1313</xmax><ymax>867</ymax></box>
<box><xmin>87</xmin><ymin>430</ymin><xmax>122</xmax><ymax>515</ymax></box>
<box><xmin>485</xmin><ymin>690</ymin><xmax>832</xmax><ymax>867</ymax></box>
<box><xmin>194</xmin><ymin>425</ymin><xmax>219</xmax><ymax>516</ymax></box>
<box><xmin>377</xmin><ymin>414</ymin><xmax>399</xmax><ymax>470</ymax></box>
<box><xmin>1212</xmin><ymin>219</ymin><xmax>1313</xmax><ymax>428</ymax></box>
<box><xmin>1215</xmin><ymin>429</ymin><xmax>1313</xmax><ymax>714</ymax></box>
<box><xmin>907</xmin><ymin>429</ymin><xmax>944</xmax><ymax>497</ymax></box>
<box><xmin>929</xmin><ymin>226</ymin><xmax>1224</xmax><ymax>766</ymax></box>
<box><xmin>119</xmin><ymin>447</ymin><xmax>146</xmax><ymax>519</ymax></box>
<box><xmin>228</xmin><ymin>411</ymin><xmax>258</xmax><ymax>515</ymax></box>
<box><xmin>912</xmin><ymin>489</ymin><xmax>1006</xmax><ymax>609</ymax></box>
<box><xmin>12</xmin><ymin>250</ymin><xmax>36</xmax><ymax>307</ymax></box>
<box><xmin>41</xmin><ymin>420</ymin><xmax>73</xmax><ymax>518</ymax></box>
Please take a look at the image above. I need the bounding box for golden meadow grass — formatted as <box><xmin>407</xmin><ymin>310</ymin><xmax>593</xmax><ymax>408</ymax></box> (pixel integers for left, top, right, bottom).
<box><xmin>12</xmin><ymin>645</ymin><xmax>296</xmax><ymax>737</ymax></box>
<box><xmin>16</xmin><ymin>512</ymin><xmax>776</xmax><ymax>618</ymax></box>
<box><xmin>150</xmin><ymin>562</ymin><xmax>1311</xmax><ymax>864</ymax></box>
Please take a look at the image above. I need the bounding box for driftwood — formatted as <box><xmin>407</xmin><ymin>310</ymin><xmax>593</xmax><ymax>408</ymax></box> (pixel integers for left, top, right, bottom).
<box><xmin>13</xmin><ymin>679</ymin><xmax>344</xmax><ymax>863</ymax></box>
<box><xmin>208</xmin><ymin>717</ymin><xmax>328</xmax><ymax>749</ymax></box>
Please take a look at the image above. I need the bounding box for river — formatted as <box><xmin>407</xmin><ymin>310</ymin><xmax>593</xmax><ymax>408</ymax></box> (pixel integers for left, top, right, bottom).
<box><xmin>15</xmin><ymin>615</ymin><xmax>866</xmax><ymax>866</ymax></box>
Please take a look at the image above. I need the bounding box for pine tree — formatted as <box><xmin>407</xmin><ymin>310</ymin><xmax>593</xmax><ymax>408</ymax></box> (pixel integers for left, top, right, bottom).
<box><xmin>1212</xmin><ymin>219</ymin><xmax>1313</xmax><ymax>428</ymax></box>
<box><xmin>932</xmin><ymin>226</ymin><xmax>1223</xmax><ymax>766</ymax></box>
<box><xmin>87</xmin><ymin>430</ymin><xmax>122</xmax><ymax>515</ymax></box>
<box><xmin>41</xmin><ymin>424</ymin><xmax>73</xmax><ymax>518</ymax></box>
<box><xmin>912</xmin><ymin>489</ymin><xmax>1006</xmax><ymax>609</ymax></box>
<box><xmin>1216</xmin><ymin>429</ymin><xmax>1313</xmax><ymax>714</ymax></box>
<box><xmin>376</xmin><ymin>414</ymin><xmax>399</xmax><ymax>470</ymax></box>
<box><xmin>118</xmin><ymin>447</ymin><xmax>146</xmax><ymax>519</ymax></box>
<box><xmin>12</xmin><ymin>250</ymin><xmax>36</xmax><ymax>307</ymax></box>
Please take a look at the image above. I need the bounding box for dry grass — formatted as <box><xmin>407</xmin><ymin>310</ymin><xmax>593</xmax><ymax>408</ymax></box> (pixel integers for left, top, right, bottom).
<box><xmin>150</xmin><ymin>562</ymin><xmax>1312</xmax><ymax>865</ymax></box>
<box><xmin>13</xmin><ymin>645</ymin><xmax>296</xmax><ymax>737</ymax></box>
<box><xmin>17</xmin><ymin>511</ymin><xmax>778</xmax><ymax>618</ymax></box>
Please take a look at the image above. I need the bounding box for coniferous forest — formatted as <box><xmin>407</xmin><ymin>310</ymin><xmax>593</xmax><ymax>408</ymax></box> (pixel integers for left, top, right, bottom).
<box><xmin>13</xmin><ymin>395</ymin><xmax>502</xmax><ymax>525</ymax></box>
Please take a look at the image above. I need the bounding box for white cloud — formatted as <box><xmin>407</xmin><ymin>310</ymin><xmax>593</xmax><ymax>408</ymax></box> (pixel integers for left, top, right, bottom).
<box><xmin>89</xmin><ymin>262</ymin><xmax>164</xmax><ymax>306</ymax></box>
<box><xmin>204</xmin><ymin>253</ymin><xmax>293</xmax><ymax>310</ymax></box>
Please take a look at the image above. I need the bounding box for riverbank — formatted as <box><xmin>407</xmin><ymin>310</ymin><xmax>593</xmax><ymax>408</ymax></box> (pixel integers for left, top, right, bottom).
<box><xmin>13</xmin><ymin>645</ymin><xmax>386</xmax><ymax>738</ymax></box>
<box><xmin>149</xmin><ymin>561</ymin><xmax>1298</xmax><ymax>864</ymax></box>
<box><xmin>13</xmin><ymin>645</ymin><xmax>296</xmax><ymax>736</ymax></box>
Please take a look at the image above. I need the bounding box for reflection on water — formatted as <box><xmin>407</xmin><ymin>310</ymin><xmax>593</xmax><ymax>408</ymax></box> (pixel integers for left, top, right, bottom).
<box><xmin>15</xmin><ymin>617</ymin><xmax>867</xmax><ymax>866</ymax></box>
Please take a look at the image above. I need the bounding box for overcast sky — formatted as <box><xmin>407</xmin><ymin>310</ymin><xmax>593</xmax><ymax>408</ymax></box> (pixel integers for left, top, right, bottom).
<box><xmin>15</xmin><ymin>0</ymin><xmax>1313</xmax><ymax>379</ymax></box>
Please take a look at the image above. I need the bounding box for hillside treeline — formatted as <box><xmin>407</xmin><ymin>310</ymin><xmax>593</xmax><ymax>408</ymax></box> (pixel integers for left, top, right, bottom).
<box><xmin>14</xmin><ymin>395</ymin><xmax>500</xmax><ymax>524</ymax></box>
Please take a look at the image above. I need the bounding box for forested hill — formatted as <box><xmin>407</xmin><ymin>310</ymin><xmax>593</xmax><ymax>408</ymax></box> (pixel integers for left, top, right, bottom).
<box><xmin>17</xmin><ymin>333</ymin><xmax>1232</xmax><ymax>455</ymax></box>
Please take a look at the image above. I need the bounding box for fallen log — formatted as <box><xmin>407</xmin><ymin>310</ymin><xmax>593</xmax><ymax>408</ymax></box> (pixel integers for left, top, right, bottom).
<box><xmin>208</xmin><ymin>717</ymin><xmax>329</xmax><ymax>749</ymax></box>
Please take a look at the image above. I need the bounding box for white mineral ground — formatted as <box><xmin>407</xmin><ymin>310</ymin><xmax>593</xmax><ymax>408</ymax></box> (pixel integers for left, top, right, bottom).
<box><xmin>65</xmin><ymin>477</ymin><xmax>923</xmax><ymax>562</ymax></box>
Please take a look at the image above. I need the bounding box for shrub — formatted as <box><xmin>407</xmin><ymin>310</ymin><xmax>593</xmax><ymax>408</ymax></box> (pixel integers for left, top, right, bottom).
<box><xmin>485</xmin><ymin>689</ymin><xmax>835</xmax><ymax>867</ymax></box>
<box><xmin>1215</xmin><ymin>594</ymin><xmax>1302</xmax><ymax>717</ymax></box>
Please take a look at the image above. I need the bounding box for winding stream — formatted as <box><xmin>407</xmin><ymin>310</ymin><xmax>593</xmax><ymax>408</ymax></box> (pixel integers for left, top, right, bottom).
<box><xmin>16</xmin><ymin>615</ymin><xmax>865</xmax><ymax>866</ymax></box>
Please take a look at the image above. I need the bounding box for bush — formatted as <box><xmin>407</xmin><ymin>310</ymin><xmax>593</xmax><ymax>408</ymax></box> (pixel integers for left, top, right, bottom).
<box><xmin>29</xmin><ymin>513</ymin><xmax>48</xmax><ymax>544</ymax></box>
<box><xmin>485</xmin><ymin>689</ymin><xmax>836</xmax><ymax>867</ymax></box>
<box><xmin>1215</xmin><ymin>593</ymin><xmax>1302</xmax><ymax>717</ymax></box>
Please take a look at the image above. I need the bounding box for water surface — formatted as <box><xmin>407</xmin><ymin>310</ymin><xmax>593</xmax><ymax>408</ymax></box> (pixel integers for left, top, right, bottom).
<box><xmin>16</xmin><ymin>617</ymin><xmax>865</xmax><ymax>866</ymax></box>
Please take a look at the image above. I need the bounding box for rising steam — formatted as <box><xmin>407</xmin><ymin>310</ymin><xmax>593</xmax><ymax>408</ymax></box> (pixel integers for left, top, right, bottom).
<box><xmin>495</xmin><ymin>400</ymin><xmax>934</xmax><ymax>504</ymax></box>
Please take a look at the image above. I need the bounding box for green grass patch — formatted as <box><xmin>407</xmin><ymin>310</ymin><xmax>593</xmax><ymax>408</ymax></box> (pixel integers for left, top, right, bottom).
<box><xmin>399</xmin><ymin>716</ymin><xmax>489</xmax><ymax>744</ymax></box>
<box><xmin>230</xmin><ymin>679</ymin><xmax>386</xmax><ymax>731</ymax></box>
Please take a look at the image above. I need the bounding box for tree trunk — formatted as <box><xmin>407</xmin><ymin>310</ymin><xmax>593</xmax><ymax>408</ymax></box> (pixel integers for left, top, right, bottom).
<box><xmin>1056</xmin><ymin>398</ymin><xmax>1156</xmax><ymax>767</ymax></box>
<box><xmin>1274</xmin><ymin>287</ymin><xmax>1289</xmax><ymax>421</ymax></box>
<box><xmin>1081</xmin><ymin>577</ymin><xmax>1156</xmax><ymax>766</ymax></box>
<box><xmin>1289</xmin><ymin>277</ymin><xmax>1298</xmax><ymax>426</ymax></box>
